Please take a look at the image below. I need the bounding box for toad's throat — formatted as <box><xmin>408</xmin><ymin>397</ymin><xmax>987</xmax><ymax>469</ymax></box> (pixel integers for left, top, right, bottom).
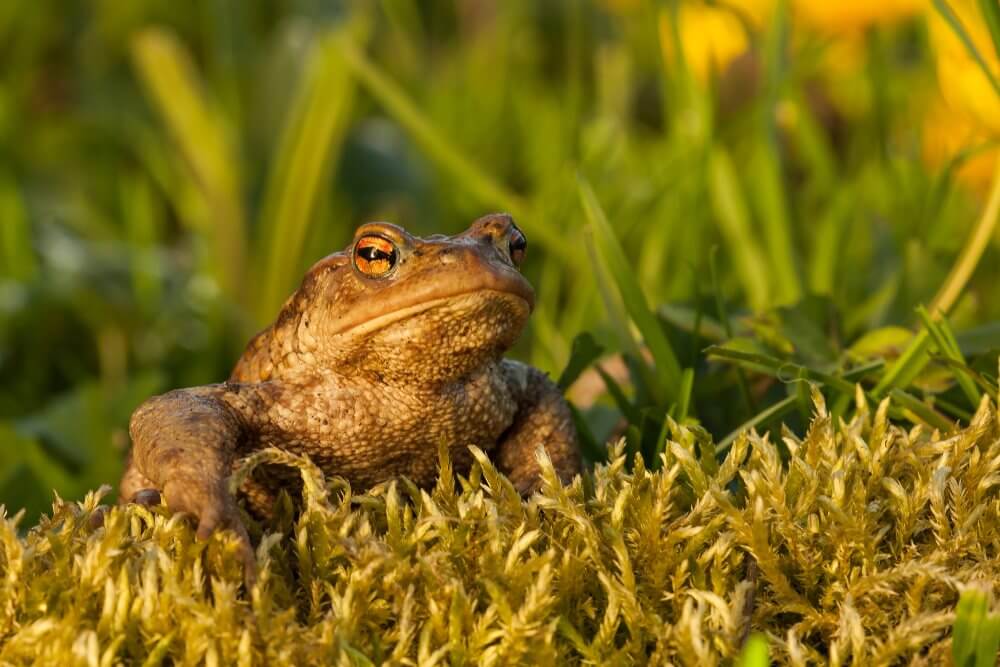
<box><xmin>329</xmin><ymin>288</ymin><xmax>531</xmax><ymax>339</ymax></box>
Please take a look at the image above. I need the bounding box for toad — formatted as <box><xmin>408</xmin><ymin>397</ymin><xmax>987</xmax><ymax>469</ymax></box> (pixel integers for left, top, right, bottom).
<box><xmin>119</xmin><ymin>213</ymin><xmax>581</xmax><ymax>569</ymax></box>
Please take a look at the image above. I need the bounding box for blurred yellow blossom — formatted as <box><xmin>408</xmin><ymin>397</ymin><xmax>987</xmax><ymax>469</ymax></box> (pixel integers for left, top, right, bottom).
<box><xmin>658</xmin><ymin>0</ymin><xmax>924</xmax><ymax>85</ymax></box>
<box><xmin>923</xmin><ymin>0</ymin><xmax>1000</xmax><ymax>195</ymax></box>
<box><xmin>929</xmin><ymin>0</ymin><xmax>1000</xmax><ymax>134</ymax></box>
<box><xmin>794</xmin><ymin>0</ymin><xmax>924</xmax><ymax>34</ymax></box>
<box><xmin>923</xmin><ymin>102</ymin><xmax>1000</xmax><ymax>193</ymax></box>
<box><xmin>658</xmin><ymin>1</ymin><xmax>769</xmax><ymax>82</ymax></box>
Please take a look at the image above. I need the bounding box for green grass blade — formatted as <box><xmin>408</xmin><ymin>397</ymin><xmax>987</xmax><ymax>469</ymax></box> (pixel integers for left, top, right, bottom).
<box><xmin>929</xmin><ymin>158</ymin><xmax>1000</xmax><ymax>315</ymax></box>
<box><xmin>710</xmin><ymin>247</ymin><xmax>755</xmax><ymax>417</ymax></box>
<box><xmin>337</xmin><ymin>40</ymin><xmax>523</xmax><ymax>217</ymax></box>
<box><xmin>707</xmin><ymin>148</ymin><xmax>770</xmax><ymax>311</ymax></box>
<box><xmin>657</xmin><ymin>304</ymin><xmax>728</xmax><ymax>342</ymax></box>
<box><xmin>889</xmin><ymin>389</ymin><xmax>954</xmax><ymax>432</ymax></box>
<box><xmin>579</xmin><ymin>179</ymin><xmax>682</xmax><ymax>405</ymax></box>
<box><xmin>751</xmin><ymin>140</ymin><xmax>801</xmax><ymax>306</ymax></box>
<box><xmin>256</xmin><ymin>30</ymin><xmax>358</xmax><ymax>325</ymax></box>
<box><xmin>568</xmin><ymin>404</ymin><xmax>607</xmax><ymax>465</ymax></box>
<box><xmin>933</xmin><ymin>0</ymin><xmax>1000</xmax><ymax>98</ymax></box>
<box><xmin>130</xmin><ymin>27</ymin><xmax>247</xmax><ymax>304</ymax></box>
<box><xmin>916</xmin><ymin>306</ymin><xmax>981</xmax><ymax>406</ymax></box>
<box><xmin>675</xmin><ymin>367</ymin><xmax>694</xmax><ymax>421</ymax></box>
<box><xmin>755</xmin><ymin>0</ymin><xmax>801</xmax><ymax>306</ymax></box>
<box><xmin>583</xmin><ymin>228</ymin><xmax>655</xmax><ymax>395</ymax></box>
<box><xmin>708</xmin><ymin>345</ymin><xmax>954</xmax><ymax>429</ymax></box>
<box><xmin>953</xmin><ymin>588</ymin><xmax>986</xmax><ymax>667</ymax></box>
<box><xmin>872</xmin><ymin>330</ymin><xmax>932</xmax><ymax>397</ymax></box>
<box><xmin>877</xmin><ymin>161</ymin><xmax>1000</xmax><ymax>397</ymax></box>
<box><xmin>979</xmin><ymin>0</ymin><xmax>1000</xmax><ymax>66</ymax></box>
<box><xmin>596</xmin><ymin>366</ymin><xmax>642</xmax><ymax>426</ymax></box>
<box><xmin>737</xmin><ymin>633</ymin><xmax>770</xmax><ymax>667</ymax></box>
<box><xmin>807</xmin><ymin>191</ymin><xmax>852</xmax><ymax>295</ymax></box>
<box><xmin>716</xmin><ymin>360</ymin><xmax>885</xmax><ymax>453</ymax></box>
<box><xmin>933</xmin><ymin>357</ymin><xmax>999</xmax><ymax>400</ymax></box>
<box><xmin>705</xmin><ymin>346</ymin><xmax>856</xmax><ymax>395</ymax></box>
<box><xmin>717</xmin><ymin>396</ymin><xmax>798</xmax><ymax>453</ymax></box>
<box><xmin>975</xmin><ymin>612</ymin><xmax>1000</xmax><ymax>667</ymax></box>
<box><xmin>337</xmin><ymin>40</ymin><xmax>572</xmax><ymax>262</ymax></box>
<box><xmin>0</xmin><ymin>172</ymin><xmax>35</xmax><ymax>281</ymax></box>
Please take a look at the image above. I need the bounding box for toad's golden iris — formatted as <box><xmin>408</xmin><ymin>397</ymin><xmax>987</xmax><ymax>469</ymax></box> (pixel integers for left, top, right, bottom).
<box><xmin>354</xmin><ymin>235</ymin><xmax>398</xmax><ymax>277</ymax></box>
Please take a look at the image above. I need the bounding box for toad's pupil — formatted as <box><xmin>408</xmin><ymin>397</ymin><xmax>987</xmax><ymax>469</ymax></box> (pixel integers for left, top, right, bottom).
<box><xmin>355</xmin><ymin>238</ymin><xmax>398</xmax><ymax>276</ymax></box>
<box><xmin>359</xmin><ymin>246</ymin><xmax>392</xmax><ymax>262</ymax></box>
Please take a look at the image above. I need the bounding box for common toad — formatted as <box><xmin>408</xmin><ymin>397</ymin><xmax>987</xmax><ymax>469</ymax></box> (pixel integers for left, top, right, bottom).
<box><xmin>119</xmin><ymin>214</ymin><xmax>581</xmax><ymax>571</ymax></box>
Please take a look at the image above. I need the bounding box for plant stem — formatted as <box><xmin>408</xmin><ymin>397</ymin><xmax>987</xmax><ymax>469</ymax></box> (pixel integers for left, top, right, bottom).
<box><xmin>930</xmin><ymin>156</ymin><xmax>1000</xmax><ymax>315</ymax></box>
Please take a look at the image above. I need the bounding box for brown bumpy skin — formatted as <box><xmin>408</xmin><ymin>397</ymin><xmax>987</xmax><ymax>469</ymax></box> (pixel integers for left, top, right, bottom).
<box><xmin>120</xmin><ymin>214</ymin><xmax>581</xmax><ymax>579</ymax></box>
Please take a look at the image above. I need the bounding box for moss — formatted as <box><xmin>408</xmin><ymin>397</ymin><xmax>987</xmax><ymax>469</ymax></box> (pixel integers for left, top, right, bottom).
<box><xmin>2</xmin><ymin>391</ymin><xmax>999</xmax><ymax>665</ymax></box>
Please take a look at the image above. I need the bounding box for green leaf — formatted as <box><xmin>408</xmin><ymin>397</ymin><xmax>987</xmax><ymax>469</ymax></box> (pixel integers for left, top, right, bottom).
<box><xmin>848</xmin><ymin>326</ymin><xmax>913</xmax><ymax>361</ymax></box>
<box><xmin>558</xmin><ymin>332</ymin><xmax>606</xmax><ymax>391</ymax></box>
<box><xmin>954</xmin><ymin>588</ymin><xmax>990</xmax><ymax>667</ymax></box>
<box><xmin>579</xmin><ymin>179</ymin><xmax>683</xmax><ymax>406</ymax></box>
<box><xmin>568</xmin><ymin>404</ymin><xmax>608</xmax><ymax>464</ymax></box>
<box><xmin>0</xmin><ymin>171</ymin><xmax>35</xmax><ymax>282</ymax></box>
<box><xmin>737</xmin><ymin>633</ymin><xmax>770</xmax><ymax>667</ymax></box>
<box><xmin>979</xmin><ymin>0</ymin><xmax>1000</xmax><ymax>67</ymax></box>
<box><xmin>975</xmin><ymin>612</ymin><xmax>1000</xmax><ymax>667</ymax></box>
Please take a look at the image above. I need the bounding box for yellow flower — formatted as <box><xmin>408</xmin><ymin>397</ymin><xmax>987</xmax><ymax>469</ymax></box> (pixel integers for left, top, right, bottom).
<box><xmin>929</xmin><ymin>0</ymin><xmax>1000</xmax><ymax>135</ymax></box>
<box><xmin>923</xmin><ymin>101</ymin><xmax>1000</xmax><ymax>194</ymax></box>
<box><xmin>658</xmin><ymin>0</ymin><xmax>922</xmax><ymax>84</ymax></box>
<box><xmin>793</xmin><ymin>0</ymin><xmax>924</xmax><ymax>34</ymax></box>
<box><xmin>658</xmin><ymin>1</ymin><xmax>770</xmax><ymax>82</ymax></box>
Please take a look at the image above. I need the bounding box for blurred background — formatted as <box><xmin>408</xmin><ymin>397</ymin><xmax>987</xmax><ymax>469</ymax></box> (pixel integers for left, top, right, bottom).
<box><xmin>1</xmin><ymin>0</ymin><xmax>999</xmax><ymax>523</ymax></box>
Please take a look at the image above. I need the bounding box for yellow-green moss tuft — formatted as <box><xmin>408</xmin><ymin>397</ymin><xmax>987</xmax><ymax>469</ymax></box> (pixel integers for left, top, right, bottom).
<box><xmin>2</xmin><ymin>392</ymin><xmax>1000</xmax><ymax>665</ymax></box>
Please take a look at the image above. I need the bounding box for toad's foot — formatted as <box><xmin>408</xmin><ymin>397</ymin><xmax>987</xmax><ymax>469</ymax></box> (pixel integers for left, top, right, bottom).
<box><xmin>122</xmin><ymin>387</ymin><xmax>258</xmax><ymax>587</ymax></box>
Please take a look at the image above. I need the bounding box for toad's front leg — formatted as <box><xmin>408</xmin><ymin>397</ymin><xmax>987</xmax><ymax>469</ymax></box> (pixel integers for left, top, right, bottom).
<box><xmin>496</xmin><ymin>361</ymin><xmax>582</xmax><ymax>495</ymax></box>
<box><xmin>120</xmin><ymin>386</ymin><xmax>256</xmax><ymax>580</ymax></box>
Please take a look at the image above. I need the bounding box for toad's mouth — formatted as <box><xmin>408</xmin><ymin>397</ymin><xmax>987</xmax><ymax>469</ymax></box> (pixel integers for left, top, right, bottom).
<box><xmin>328</xmin><ymin>271</ymin><xmax>534</xmax><ymax>339</ymax></box>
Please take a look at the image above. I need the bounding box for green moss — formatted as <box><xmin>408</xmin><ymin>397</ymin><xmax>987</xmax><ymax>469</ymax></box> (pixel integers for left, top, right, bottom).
<box><xmin>2</xmin><ymin>392</ymin><xmax>1000</xmax><ymax>665</ymax></box>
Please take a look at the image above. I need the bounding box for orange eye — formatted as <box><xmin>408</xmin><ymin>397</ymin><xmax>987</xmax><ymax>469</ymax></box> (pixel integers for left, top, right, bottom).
<box><xmin>353</xmin><ymin>235</ymin><xmax>398</xmax><ymax>278</ymax></box>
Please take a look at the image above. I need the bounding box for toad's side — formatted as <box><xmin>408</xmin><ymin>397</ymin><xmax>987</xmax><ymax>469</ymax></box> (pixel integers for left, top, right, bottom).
<box><xmin>119</xmin><ymin>214</ymin><xmax>581</xmax><ymax>565</ymax></box>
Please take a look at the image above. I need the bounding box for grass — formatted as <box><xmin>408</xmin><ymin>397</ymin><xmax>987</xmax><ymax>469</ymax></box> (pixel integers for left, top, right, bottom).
<box><xmin>3</xmin><ymin>394</ymin><xmax>1000</xmax><ymax>664</ymax></box>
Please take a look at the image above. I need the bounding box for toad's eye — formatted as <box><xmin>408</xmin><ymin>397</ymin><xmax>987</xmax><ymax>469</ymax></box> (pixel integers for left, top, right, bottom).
<box><xmin>508</xmin><ymin>226</ymin><xmax>527</xmax><ymax>266</ymax></box>
<box><xmin>353</xmin><ymin>235</ymin><xmax>398</xmax><ymax>278</ymax></box>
